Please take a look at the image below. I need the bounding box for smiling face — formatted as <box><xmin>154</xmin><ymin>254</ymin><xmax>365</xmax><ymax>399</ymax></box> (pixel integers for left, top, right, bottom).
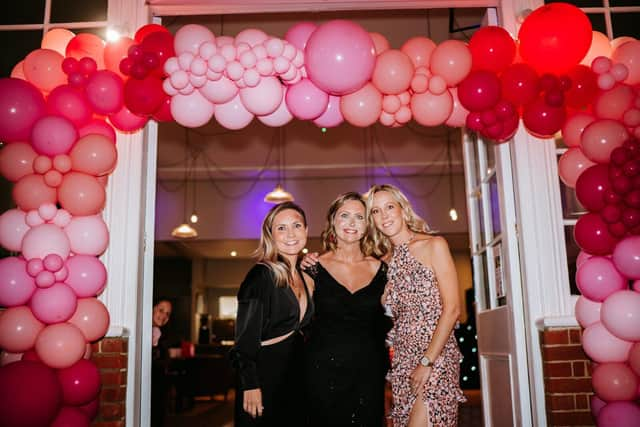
<box><xmin>271</xmin><ymin>208</ymin><xmax>308</xmax><ymax>259</ymax></box>
<box><xmin>333</xmin><ymin>199</ymin><xmax>367</xmax><ymax>244</ymax></box>
<box><xmin>369</xmin><ymin>190</ymin><xmax>406</xmax><ymax>238</ymax></box>
<box><xmin>153</xmin><ymin>300</ymin><xmax>172</xmax><ymax>328</ymax></box>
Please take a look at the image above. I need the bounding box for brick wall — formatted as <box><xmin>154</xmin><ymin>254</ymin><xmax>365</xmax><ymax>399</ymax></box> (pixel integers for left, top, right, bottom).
<box><xmin>91</xmin><ymin>337</ymin><xmax>128</xmax><ymax>427</ymax></box>
<box><xmin>540</xmin><ymin>327</ymin><xmax>595</xmax><ymax>427</ymax></box>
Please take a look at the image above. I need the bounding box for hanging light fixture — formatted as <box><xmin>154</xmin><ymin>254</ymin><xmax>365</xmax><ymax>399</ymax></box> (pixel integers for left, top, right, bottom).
<box><xmin>447</xmin><ymin>131</ymin><xmax>459</xmax><ymax>222</ymax></box>
<box><xmin>264</xmin><ymin>127</ymin><xmax>294</xmax><ymax>204</ymax></box>
<box><xmin>172</xmin><ymin>128</ymin><xmax>198</xmax><ymax>238</ymax></box>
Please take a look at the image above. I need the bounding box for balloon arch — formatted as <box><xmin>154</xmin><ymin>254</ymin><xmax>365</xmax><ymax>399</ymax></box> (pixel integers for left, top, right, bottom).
<box><xmin>0</xmin><ymin>2</ymin><xmax>639</xmax><ymax>425</ymax></box>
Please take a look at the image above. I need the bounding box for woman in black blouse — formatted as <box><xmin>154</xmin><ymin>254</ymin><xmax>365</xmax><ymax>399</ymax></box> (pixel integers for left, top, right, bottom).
<box><xmin>230</xmin><ymin>202</ymin><xmax>314</xmax><ymax>426</ymax></box>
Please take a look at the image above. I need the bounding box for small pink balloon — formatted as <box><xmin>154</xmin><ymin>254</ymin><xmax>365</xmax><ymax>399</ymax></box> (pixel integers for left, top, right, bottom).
<box><xmin>65</xmin><ymin>215</ymin><xmax>109</xmax><ymax>256</ymax></box>
<box><xmin>69</xmin><ymin>297</ymin><xmax>110</xmax><ymax>342</ymax></box>
<box><xmin>601</xmin><ymin>290</ymin><xmax>640</xmax><ymax>341</ymax></box>
<box><xmin>257</xmin><ymin>89</ymin><xmax>294</xmax><ymax>127</ymax></box>
<box><xmin>31</xmin><ymin>115</ymin><xmax>78</xmax><ymax>156</ymax></box>
<box><xmin>21</xmin><ymin>223</ymin><xmax>71</xmax><ymax>261</ymax></box>
<box><xmin>562</xmin><ymin>112</ymin><xmax>595</xmax><ymax>148</ymax></box>
<box><xmin>0</xmin><ymin>257</ymin><xmax>36</xmax><ymax>307</ymax></box>
<box><xmin>38</xmin><ymin>203</ymin><xmax>57</xmax><ymax>221</ymax></box>
<box><xmin>0</xmin><ymin>209</ymin><xmax>29</xmax><ymax>252</ymax></box>
<box><xmin>313</xmin><ymin>95</ymin><xmax>344</xmax><ymax>128</ymax></box>
<box><xmin>45</xmin><ymin>171</ymin><xmax>62</xmax><ymax>188</ymax></box>
<box><xmin>36</xmin><ymin>270</ymin><xmax>56</xmax><ymax>288</ymax></box>
<box><xmin>35</xmin><ymin>322</ymin><xmax>86</xmax><ymax>369</ymax></box>
<box><xmin>44</xmin><ymin>254</ymin><xmax>64</xmax><ymax>272</ymax></box>
<box><xmin>54</xmin><ymin>266</ymin><xmax>69</xmax><ymax>282</ymax></box>
<box><xmin>33</xmin><ymin>155</ymin><xmax>52</xmax><ymax>174</ymax></box>
<box><xmin>576</xmin><ymin>250</ymin><xmax>594</xmax><ymax>269</ymax></box>
<box><xmin>576</xmin><ymin>256</ymin><xmax>627</xmax><ymax>302</ymax></box>
<box><xmin>574</xmin><ymin>296</ymin><xmax>602</xmax><ymax>328</ymax></box>
<box><xmin>30</xmin><ymin>283</ymin><xmax>78</xmax><ymax>324</ymax></box>
<box><xmin>582</xmin><ymin>322</ymin><xmax>633</xmax><ymax>363</ymax></box>
<box><xmin>64</xmin><ymin>255</ymin><xmax>107</xmax><ymax>297</ymax></box>
<box><xmin>27</xmin><ymin>258</ymin><xmax>44</xmax><ymax>276</ymax></box>
<box><xmin>612</xmin><ymin>235</ymin><xmax>640</xmax><ymax>279</ymax></box>
<box><xmin>0</xmin><ymin>306</ymin><xmax>44</xmax><ymax>353</ymax></box>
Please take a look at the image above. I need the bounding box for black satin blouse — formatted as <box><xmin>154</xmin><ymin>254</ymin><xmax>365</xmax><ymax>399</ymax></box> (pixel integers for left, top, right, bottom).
<box><xmin>230</xmin><ymin>263</ymin><xmax>313</xmax><ymax>391</ymax></box>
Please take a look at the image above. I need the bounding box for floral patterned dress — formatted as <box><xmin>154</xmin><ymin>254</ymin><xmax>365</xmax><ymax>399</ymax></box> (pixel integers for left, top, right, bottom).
<box><xmin>386</xmin><ymin>241</ymin><xmax>466</xmax><ymax>427</ymax></box>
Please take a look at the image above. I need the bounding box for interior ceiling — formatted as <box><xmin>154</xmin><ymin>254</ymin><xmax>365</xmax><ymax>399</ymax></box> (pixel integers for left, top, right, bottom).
<box><xmin>154</xmin><ymin>6</ymin><xmax>484</xmax><ymax>260</ymax></box>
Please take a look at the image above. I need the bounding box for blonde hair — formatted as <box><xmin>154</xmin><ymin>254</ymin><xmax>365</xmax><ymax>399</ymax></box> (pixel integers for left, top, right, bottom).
<box><xmin>255</xmin><ymin>202</ymin><xmax>307</xmax><ymax>287</ymax></box>
<box><xmin>320</xmin><ymin>192</ymin><xmax>374</xmax><ymax>256</ymax></box>
<box><xmin>364</xmin><ymin>184</ymin><xmax>431</xmax><ymax>257</ymax></box>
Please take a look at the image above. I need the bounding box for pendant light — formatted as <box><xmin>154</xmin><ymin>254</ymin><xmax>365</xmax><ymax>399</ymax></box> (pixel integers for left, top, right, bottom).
<box><xmin>264</xmin><ymin>127</ymin><xmax>294</xmax><ymax>203</ymax></box>
<box><xmin>172</xmin><ymin>128</ymin><xmax>198</xmax><ymax>238</ymax></box>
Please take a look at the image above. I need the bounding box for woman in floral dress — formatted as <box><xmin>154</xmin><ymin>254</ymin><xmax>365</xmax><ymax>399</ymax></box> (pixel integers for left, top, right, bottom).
<box><xmin>366</xmin><ymin>184</ymin><xmax>465</xmax><ymax>427</ymax></box>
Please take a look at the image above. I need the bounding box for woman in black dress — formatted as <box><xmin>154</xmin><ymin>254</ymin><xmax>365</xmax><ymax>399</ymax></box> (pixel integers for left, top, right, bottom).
<box><xmin>304</xmin><ymin>192</ymin><xmax>391</xmax><ymax>426</ymax></box>
<box><xmin>230</xmin><ymin>202</ymin><xmax>314</xmax><ymax>426</ymax></box>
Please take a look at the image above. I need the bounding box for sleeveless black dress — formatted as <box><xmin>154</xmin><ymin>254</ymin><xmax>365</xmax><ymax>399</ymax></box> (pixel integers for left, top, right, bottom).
<box><xmin>305</xmin><ymin>262</ymin><xmax>391</xmax><ymax>427</ymax></box>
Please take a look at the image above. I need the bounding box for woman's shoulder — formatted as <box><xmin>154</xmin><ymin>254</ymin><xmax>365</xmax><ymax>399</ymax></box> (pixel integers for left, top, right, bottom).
<box><xmin>410</xmin><ymin>234</ymin><xmax>448</xmax><ymax>251</ymax></box>
<box><xmin>238</xmin><ymin>263</ymin><xmax>274</xmax><ymax>297</ymax></box>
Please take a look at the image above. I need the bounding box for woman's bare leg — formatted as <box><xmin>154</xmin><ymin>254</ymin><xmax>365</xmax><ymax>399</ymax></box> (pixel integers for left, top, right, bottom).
<box><xmin>407</xmin><ymin>394</ymin><xmax>432</xmax><ymax>427</ymax></box>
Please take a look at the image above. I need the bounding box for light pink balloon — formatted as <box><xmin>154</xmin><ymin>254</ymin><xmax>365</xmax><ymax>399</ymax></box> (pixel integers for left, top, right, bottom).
<box><xmin>0</xmin><ymin>306</ymin><xmax>44</xmax><ymax>353</ymax></box>
<box><xmin>47</xmin><ymin>85</ymin><xmax>92</xmax><ymax>128</ymax></box>
<box><xmin>313</xmin><ymin>95</ymin><xmax>344</xmax><ymax>128</ymax></box>
<box><xmin>30</xmin><ymin>283</ymin><xmax>78</xmax><ymax>324</ymax></box>
<box><xmin>340</xmin><ymin>83</ymin><xmax>383</xmax><ymax>127</ymax></box>
<box><xmin>629</xmin><ymin>343</ymin><xmax>640</xmax><ymax>377</ymax></box>
<box><xmin>35</xmin><ymin>322</ymin><xmax>86</xmax><ymax>369</ymax></box>
<box><xmin>69</xmin><ymin>298</ymin><xmax>110</xmax><ymax>342</ymax></box>
<box><xmin>0</xmin><ymin>257</ymin><xmax>36</xmax><ymax>307</ymax></box>
<box><xmin>170</xmin><ymin>91</ymin><xmax>214</xmax><ymax>128</ymax></box>
<box><xmin>411</xmin><ymin>89</ymin><xmax>453</xmax><ymax>127</ymax></box>
<box><xmin>601</xmin><ymin>290</ymin><xmax>640</xmax><ymax>341</ymax></box>
<box><xmin>108</xmin><ymin>105</ymin><xmax>148</xmax><ymax>133</ymax></box>
<box><xmin>305</xmin><ymin>20</ymin><xmax>376</xmax><ymax>96</ymax></box>
<box><xmin>430</xmin><ymin>40</ymin><xmax>472</xmax><ymax>87</ymax></box>
<box><xmin>239</xmin><ymin>76</ymin><xmax>283</xmax><ymax>116</ymax></box>
<box><xmin>78</xmin><ymin>119</ymin><xmax>116</xmax><ymax>143</ymax></box>
<box><xmin>214</xmin><ymin>94</ymin><xmax>254</xmax><ymax>130</ymax></box>
<box><xmin>285</xmin><ymin>78</ymin><xmax>329</xmax><ymax>120</ymax></box>
<box><xmin>576</xmin><ymin>256</ymin><xmax>628</xmax><ymax>302</ymax></box>
<box><xmin>372</xmin><ymin>49</ymin><xmax>414</xmax><ymax>95</ymax></box>
<box><xmin>593</xmin><ymin>84</ymin><xmax>635</xmax><ymax>121</ymax></box>
<box><xmin>583</xmin><ymin>322</ymin><xmax>633</xmax><ymax>363</ymax></box>
<box><xmin>576</xmin><ymin>251</ymin><xmax>594</xmax><ymax>269</ymax></box>
<box><xmin>0</xmin><ymin>209</ymin><xmax>29</xmax><ymax>252</ymax></box>
<box><xmin>235</xmin><ymin>28</ymin><xmax>269</xmax><ymax>48</ymax></box>
<box><xmin>612</xmin><ymin>236</ymin><xmax>640</xmax><ymax>279</ymax></box>
<box><xmin>445</xmin><ymin>87</ymin><xmax>470</xmax><ymax>128</ymax></box>
<box><xmin>174</xmin><ymin>24</ymin><xmax>215</xmax><ymax>55</ymax></box>
<box><xmin>257</xmin><ymin>89</ymin><xmax>294</xmax><ymax>127</ymax></box>
<box><xmin>21</xmin><ymin>223</ymin><xmax>71</xmax><ymax>261</ymax></box>
<box><xmin>593</xmin><ymin>363</ymin><xmax>638</xmax><ymax>402</ymax></box>
<box><xmin>0</xmin><ymin>142</ymin><xmax>37</xmax><ymax>182</ymax></box>
<box><xmin>64</xmin><ymin>255</ymin><xmax>107</xmax><ymax>297</ymax></box>
<box><xmin>562</xmin><ymin>112</ymin><xmax>595</xmax><ymax>148</ymax></box>
<box><xmin>580</xmin><ymin>31</ymin><xmax>613</xmax><ymax>67</ymax></box>
<box><xmin>580</xmin><ymin>119</ymin><xmax>629</xmax><ymax>163</ymax></box>
<box><xmin>85</xmin><ymin>71</ymin><xmax>124</xmax><ymax>115</ymax></box>
<box><xmin>23</xmin><ymin>49</ymin><xmax>66</xmax><ymax>92</ymax></box>
<box><xmin>31</xmin><ymin>115</ymin><xmax>78</xmax><ymax>156</ymax></box>
<box><xmin>200</xmin><ymin>76</ymin><xmax>238</xmax><ymax>104</ymax></box>
<box><xmin>612</xmin><ymin>40</ymin><xmax>640</xmax><ymax>85</ymax></box>
<box><xmin>284</xmin><ymin>22</ymin><xmax>318</xmax><ymax>51</ymax></box>
<box><xmin>575</xmin><ymin>296</ymin><xmax>602</xmax><ymax>328</ymax></box>
<box><xmin>64</xmin><ymin>215</ymin><xmax>109</xmax><ymax>256</ymax></box>
<box><xmin>369</xmin><ymin>32</ymin><xmax>390</xmax><ymax>55</ymax></box>
<box><xmin>598</xmin><ymin>401</ymin><xmax>640</xmax><ymax>427</ymax></box>
<box><xmin>558</xmin><ymin>147</ymin><xmax>596</xmax><ymax>188</ymax></box>
<box><xmin>591</xmin><ymin>395</ymin><xmax>607</xmax><ymax>418</ymax></box>
<box><xmin>401</xmin><ymin>37</ymin><xmax>437</xmax><ymax>69</ymax></box>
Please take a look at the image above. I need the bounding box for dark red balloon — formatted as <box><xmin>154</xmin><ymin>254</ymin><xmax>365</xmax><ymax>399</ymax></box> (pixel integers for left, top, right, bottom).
<box><xmin>152</xmin><ymin>96</ymin><xmax>173</xmax><ymax>123</ymax></box>
<box><xmin>610</xmin><ymin>147</ymin><xmax>631</xmax><ymax>166</ymax></box>
<box><xmin>468</xmin><ymin>26</ymin><xmax>516</xmax><ymax>73</ymax></box>
<box><xmin>458</xmin><ymin>70</ymin><xmax>502</xmax><ymax>112</ymax></box>
<box><xmin>625</xmin><ymin>190</ymin><xmax>640</xmax><ymax>208</ymax></box>
<box><xmin>574</xmin><ymin>212</ymin><xmax>619</xmax><ymax>255</ymax></box>
<box><xmin>465</xmin><ymin>112</ymin><xmax>484</xmax><ymax>131</ymax></box>
<box><xmin>140</xmin><ymin>31</ymin><xmax>175</xmax><ymax>68</ymax></box>
<box><xmin>622</xmin><ymin>207</ymin><xmax>640</xmax><ymax>228</ymax></box>
<box><xmin>576</xmin><ymin>164</ymin><xmax>610</xmax><ymax>212</ymax></box>
<box><xmin>623</xmin><ymin>159</ymin><xmax>640</xmax><ymax>177</ymax></box>
<box><xmin>500</xmin><ymin>63</ymin><xmax>539</xmax><ymax>108</ymax></box>
<box><xmin>0</xmin><ymin>360</ymin><xmax>62</xmax><ymax>427</ymax></box>
<box><xmin>601</xmin><ymin>204</ymin><xmax>622</xmax><ymax>224</ymax></box>
<box><xmin>612</xmin><ymin>175</ymin><xmax>632</xmax><ymax>195</ymax></box>
<box><xmin>603</xmin><ymin>189</ymin><xmax>623</xmax><ymax>205</ymax></box>
<box><xmin>50</xmin><ymin>406</ymin><xmax>90</xmax><ymax>427</ymax></box>
<box><xmin>522</xmin><ymin>96</ymin><xmax>566</xmax><ymax>138</ymax></box>
<box><xmin>124</xmin><ymin>76</ymin><xmax>165</xmax><ymax>116</ymax></box>
<box><xmin>565</xmin><ymin>65</ymin><xmax>598</xmax><ymax>109</ymax></box>
<box><xmin>608</xmin><ymin>221</ymin><xmax>628</xmax><ymax>238</ymax></box>
<box><xmin>57</xmin><ymin>359</ymin><xmax>101</xmax><ymax>406</ymax></box>
<box><xmin>77</xmin><ymin>397</ymin><xmax>99</xmax><ymax>420</ymax></box>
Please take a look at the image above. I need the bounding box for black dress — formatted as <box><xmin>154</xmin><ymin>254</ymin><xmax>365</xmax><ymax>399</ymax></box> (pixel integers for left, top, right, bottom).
<box><xmin>230</xmin><ymin>263</ymin><xmax>313</xmax><ymax>427</ymax></box>
<box><xmin>305</xmin><ymin>262</ymin><xmax>391</xmax><ymax>427</ymax></box>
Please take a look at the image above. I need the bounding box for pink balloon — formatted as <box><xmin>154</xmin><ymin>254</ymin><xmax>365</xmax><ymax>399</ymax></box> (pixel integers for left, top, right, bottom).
<box><xmin>78</xmin><ymin>396</ymin><xmax>99</xmax><ymax>420</ymax></box>
<box><xmin>57</xmin><ymin>359</ymin><xmax>100</xmax><ymax>405</ymax></box>
<box><xmin>430</xmin><ymin>40</ymin><xmax>472</xmax><ymax>87</ymax></box>
<box><xmin>0</xmin><ymin>306</ymin><xmax>44</xmax><ymax>352</ymax></box>
<box><xmin>574</xmin><ymin>295</ymin><xmax>602</xmax><ymax>328</ymax></box>
<box><xmin>562</xmin><ymin>112</ymin><xmax>595</xmax><ymax>148</ymax></box>
<box><xmin>581</xmin><ymin>119</ymin><xmax>629</xmax><ymax>163</ymax></box>
<box><xmin>581</xmin><ymin>31</ymin><xmax>613</xmax><ymax>67</ymax></box>
<box><xmin>57</xmin><ymin>172</ymin><xmax>106</xmax><ymax>216</ymax></box>
<box><xmin>305</xmin><ymin>20</ymin><xmax>376</xmax><ymax>95</ymax></box>
<box><xmin>583</xmin><ymin>322</ymin><xmax>633</xmax><ymax>363</ymax></box>
<box><xmin>558</xmin><ymin>147</ymin><xmax>596</xmax><ymax>188</ymax></box>
<box><xmin>31</xmin><ymin>115</ymin><xmax>78</xmax><ymax>156</ymax></box>
<box><xmin>401</xmin><ymin>37</ymin><xmax>437</xmax><ymax>69</ymax></box>
<box><xmin>108</xmin><ymin>104</ymin><xmax>149</xmax><ymax>133</ymax></box>
<box><xmin>601</xmin><ymin>290</ymin><xmax>640</xmax><ymax>341</ymax></box>
<box><xmin>313</xmin><ymin>95</ymin><xmax>344</xmax><ymax>128</ymax></box>
<box><xmin>445</xmin><ymin>87</ymin><xmax>470</xmax><ymax>128</ymax></box>
<box><xmin>411</xmin><ymin>90</ymin><xmax>454</xmax><ymax>127</ymax></box>
<box><xmin>369</xmin><ymin>32</ymin><xmax>390</xmax><ymax>55</ymax></box>
<box><xmin>12</xmin><ymin>174</ymin><xmax>57</xmax><ymax>211</ymax></box>
<box><xmin>78</xmin><ymin>119</ymin><xmax>116</xmax><ymax>143</ymax></box>
<box><xmin>0</xmin><ymin>78</ymin><xmax>47</xmax><ymax>142</ymax></box>
<box><xmin>612</xmin><ymin>40</ymin><xmax>640</xmax><ymax>86</ymax></box>
<box><xmin>593</xmin><ymin>84</ymin><xmax>635</xmax><ymax>122</ymax></box>
<box><xmin>0</xmin><ymin>209</ymin><xmax>29</xmax><ymax>252</ymax></box>
<box><xmin>35</xmin><ymin>323</ymin><xmax>86</xmax><ymax>369</ymax></box>
<box><xmin>30</xmin><ymin>283</ymin><xmax>78</xmax><ymax>324</ymax></box>
<box><xmin>42</xmin><ymin>28</ymin><xmax>75</xmax><ymax>55</ymax></box>
<box><xmin>371</xmin><ymin>50</ymin><xmax>414</xmax><ymax>95</ymax></box>
<box><xmin>591</xmin><ymin>395</ymin><xmax>607</xmax><ymax>417</ymax></box>
<box><xmin>174</xmin><ymin>24</ymin><xmax>215</xmax><ymax>55</ymax></box>
<box><xmin>239</xmin><ymin>76</ymin><xmax>283</xmax><ymax>116</ymax></box>
<box><xmin>593</xmin><ymin>363</ymin><xmax>638</xmax><ymax>401</ymax></box>
<box><xmin>612</xmin><ymin>236</ymin><xmax>640</xmax><ymax>279</ymax></box>
<box><xmin>65</xmin><ymin>215</ymin><xmax>109</xmax><ymax>256</ymax></box>
<box><xmin>23</xmin><ymin>48</ymin><xmax>66</xmax><ymax>92</ymax></box>
<box><xmin>64</xmin><ymin>255</ymin><xmax>107</xmax><ymax>297</ymax></box>
<box><xmin>170</xmin><ymin>91</ymin><xmax>214</xmax><ymax>128</ymax></box>
<box><xmin>0</xmin><ymin>142</ymin><xmax>37</xmax><ymax>182</ymax></box>
<box><xmin>10</xmin><ymin>61</ymin><xmax>26</xmax><ymax>80</ymax></box>
<box><xmin>284</xmin><ymin>22</ymin><xmax>318</xmax><ymax>50</ymax></box>
<box><xmin>576</xmin><ymin>256</ymin><xmax>627</xmax><ymax>301</ymax></box>
<box><xmin>629</xmin><ymin>343</ymin><xmax>640</xmax><ymax>377</ymax></box>
<box><xmin>69</xmin><ymin>298</ymin><xmax>110</xmax><ymax>342</ymax></box>
<box><xmin>236</xmin><ymin>28</ymin><xmax>269</xmax><ymax>48</ymax></box>
<box><xmin>598</xmin><ymin>401</ymin><xmax>640</xmax><ymax>427</ymax></box>
<box><xmin>47</xmin><ymin>85</ymin><xmax>92</xmax><ymax>128</ymax></box>
<box><xmin>0</xmin><ymin>257</ymin><xmax>35</xmax><ymax>307</ymax></box>
<box><xmin>214</xmin><ymin>93</ymin><xmax>254</xmax><ymax>130</ymax></box>
<box><xmin>285</xmin><ymin>78</ymin><xmax>329</xmax><ymax>120</ymax></box>
<box><xmin>340</xmin><ymin>83</ymin><xmax>382</xmax><ymax>127</ymax></box>
<box><xmin>85</xmin><ymin>70</ymin><xmax>125</xmax><ymax>115</ymax></box>
<box><xmin>257</xmin><ymin>88</ymin><xmax>294</xmax><ymax>127</ymax></box>
<box><xmin>70</xmin><ymin>134</ymin><xmax>117</xmax><ymax>176</ymax></box>
<box><xmin>21</xmin><ymin>223</ymin><xmax>71</xmax><ymax>261</ymax></box>
<box><xmin>200</xmin><ymin>76</ymin><xmax>239</xmax><ymax>104</ymax></box>
<box><xmin>51</xmin><ymin>406</ymin><xmax>90</xmax><ymax>427</ymax></box>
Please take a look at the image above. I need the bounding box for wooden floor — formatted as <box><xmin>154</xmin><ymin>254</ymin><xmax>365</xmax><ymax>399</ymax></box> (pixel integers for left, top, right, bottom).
<box><xmin>164</xmin><ymin>389</ymin><xmax>483</xmax><ymax>427</ymax></box>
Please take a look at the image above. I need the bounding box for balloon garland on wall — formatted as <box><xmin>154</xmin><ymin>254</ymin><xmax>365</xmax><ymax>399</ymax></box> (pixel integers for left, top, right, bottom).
<box><xmin>0</xmin><ymin>2</ymin><xmax>639</xmax><ymax>425</ymax></box>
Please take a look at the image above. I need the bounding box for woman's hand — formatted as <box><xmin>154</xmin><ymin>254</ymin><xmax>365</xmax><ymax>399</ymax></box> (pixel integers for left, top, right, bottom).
<box><xmin>243</xmin><ymin>388</ymin><xmax>263</xmax><ymax>418</ymax></box>
<box><xmin>409</xmin><ymin>365</ymin><xmax>432</xmax><ymax>396</ymax></box>
<box><xmin>300</xmin><ymin>251</ymin><xmax>319</xmax><ymax>270</ymax></box>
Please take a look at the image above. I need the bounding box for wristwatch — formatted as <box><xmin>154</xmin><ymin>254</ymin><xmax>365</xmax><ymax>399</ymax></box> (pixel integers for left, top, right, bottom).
<box><xmin>420</xmin><ymin>356</ymin><xmax>432</xmax><ymax>367</ymax></box>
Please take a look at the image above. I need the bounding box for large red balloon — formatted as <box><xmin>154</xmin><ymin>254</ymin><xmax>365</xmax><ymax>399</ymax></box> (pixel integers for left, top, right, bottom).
<box><xmin>124</xmin><ymin>76</ymin><xmax>165</xmax><ymax>116</ymax></box>
<box><xmin>575</xmin><ymin>164</ymin><xmax>610</xmax><ymax>212</ymax></box>
<box><xmin>457</xmin><ymin>70</ymin><xmax>502</xmax><ymax>112</ymax></box>
<box><xmin>574</xmin><ymin>212</ymin><xmax>619</xmax><ymax>255</ymax></box>
<box><xmin>518</xmin><ymin>3</ymin><xmax>592</xmax><ymax>75</ymax></box>
<box><xmin>469</xmin><ymin>26</ymin><xmax>516</xmax><ymax>73</ymax></box>
<box><xmin>57</xmin><ymin>359</ymin><xmax>101</xmax><ymax>405</ymax></box>
<box><xmin>565</xmin><ymin>65</ymin><xmax>598</xmax><ymax>110</ymax></box>
<box><xmin>0</xmin><ymin>360</ymin><xmax>62</xmax><ymax>427</ymax></box>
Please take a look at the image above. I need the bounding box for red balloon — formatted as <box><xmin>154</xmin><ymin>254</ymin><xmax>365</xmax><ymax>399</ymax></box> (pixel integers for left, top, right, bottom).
<box><xmin>0</xmin><ymin>78</ymin><xmax>47</xmax><ymax>143</ymax></box>
<box><xmin>576</xmin><ymin>164</ymin><xmax>610</xmax><ymax>212</ymax></box>
<box><xmin>522</xmin><ymin>96</ymin><xmax>566</xmax><ymax>138</ymax></box>
<box><xmin>57</xmin><ymin>359</ymin><xmax>101</xmax><ymax>405</ymax></box>
<box><xmin>152</xmin><ymin>96</ymin><xmax>173</xmax><ymax>122</ymax></box>
<box><xmin>0</xmin><ymin>360</ymin><xmax>62</xmax><ymax>427</ymax></box>
<box><xmin>46</xmin><ymin>85</ymin><xmax>92</xmax><ymax>128</ymax></box>
<box><xmin>457</xmin><ymin>70</ymin><xmax>502</xmax><ymax>112</ymax></box>
<box><xmin>565</xmin><ymin>65</ymin><xmax>598</xmax><ymax>109</ymax></box>
<box><xmin>574</xmin><ymin>212</ymin><xmax>620</xmax><ymax>255</ymax></box>
<box><xmin>50</xmin><ymin>406</ymin><xmax>90</xmax><ymax>427</ymax></box>
<box><xmin>500</xmin><ymin>63</ymin><xmax>539</xmax><ymax>108</ymax></box>
<box><xmin>140</xmin><ymin>31</ymin><xmax>175</xmax><ymax>72</ymax></box>
<box><xmin>124</xmin><ymin>76</ymin><xmax>165</xmax><ymax>116</ymax></box>
<box><xmin>65</xmin><ymin>34</ymin><xmax>105</xmax><ymax>69</ymax></box>
<box><xmin>518</xmin><ymin>3</ymin><xmax>592</xmax><ymax>75</ymax></box>
<box><xmin>469</xmin><ymin>26</ymin><xmax>516</xmax><ymax>73</ymax></box>
<box><xmin>78</xmin><ymin>397</ymin><xmax>99</xmax><ymax>420</ymax></box>
<box><xmin>104</xmin><ymin>36</ymin><xmax>135</xmax><ymax>79</ymax></box>
<box><xmin>134</xmin><ymin>23</ymin><xmax>170</xmax><ymax>44</ymax></box>
<box><xmin>601</xmin><ymin>204</ymin><xmax>622</xmax><ymax>224</ymax></box>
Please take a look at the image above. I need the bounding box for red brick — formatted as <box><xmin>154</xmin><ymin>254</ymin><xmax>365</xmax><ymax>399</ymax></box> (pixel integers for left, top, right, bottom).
<box><xmin>569</xmin><ymin>328</ymin><xmax>582</xmax><ymax>344</ymax></box>
<box><xmin>548</xmin><ymin>410</ymin><xmax>595</xmax><ymax>426</ymax></box>
<box><xmin>547</xmin><ymin>378</ymin><xmax>593</xmax><ymax>393</ymax></box>
<box><xmin>99</xmin><ymin>402</ymin><xmax>125</xmax><ymax>420</ymax></box>
<box><xmin>542</xmin><ymin>345</ymin><xmax>587</xmax><ymax>361</ymax></box>
<box><xmin>100</xmin><ymin>386</ymin><xmax>126</xmax><ymax>402</ymax></box>
<box><xmin>100</xmin><ymin>370</ymin><xmax>127</xmax><ymax>386</ymax></box>
<box><xmin>92</xmin><ymin>422</ymin><xmax>125</xmax><ymax>427</ymax></box>
<box><xmin>94</xmin><ymin>355</ymin><xmax>126</xmax><ymax>369</ymax></box>
<box><xmin>548</xmin><ymin>394</ymin><xmax>575</xmax><ymax>410</ymax></box>
<box><xmin>101</xmin><ymin>338</ymin><xmax>128</xmax><ymax>353</ymax></box>
<box><xmin>572</xmin><ymin>361</ymin><xmax>586</xmax><ymax>377</ymax></box>
<box><xmin>543</xmin><ymin>329</ymin><xmax>570</xmax><ymax>345</ymax></box>
<box><xmin>575</xmin><ymin>394</ymin><xmax>589</xmax><ymax>410</ymax></box>
<box><xmin>544</xmin><ymin>362</ymin><xmax>573</xmax><ymax>378</ymax></box>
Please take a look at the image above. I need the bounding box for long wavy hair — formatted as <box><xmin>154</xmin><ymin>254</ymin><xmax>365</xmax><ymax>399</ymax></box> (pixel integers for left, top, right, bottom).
<box><xmin>255</xmin><ymin>201</ymin><xmax>308</xmax><ymax>288</ymax></box>
<box><xmin>320</xmin><ymin>192</ymin><xmax>374</xmax><ymax>256</ymax></box>
<box><xmin>364</xmin><ymin>184</ymin><xmax>431</xmax><ymax>257</ymax></box>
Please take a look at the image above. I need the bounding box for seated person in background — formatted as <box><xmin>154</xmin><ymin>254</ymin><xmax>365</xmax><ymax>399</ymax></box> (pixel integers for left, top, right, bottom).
<box><xmin>151</xmin><ymin>298</ymin><xmax>172</xmax><ymax>427</ymax></box>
